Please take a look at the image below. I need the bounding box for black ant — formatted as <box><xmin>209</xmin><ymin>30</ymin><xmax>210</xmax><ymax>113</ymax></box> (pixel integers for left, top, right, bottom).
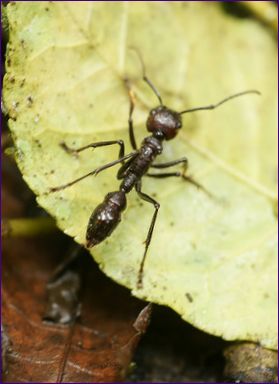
<box><xmin>50</xmin><ymin>51</ymin><xmax>260</xmax><ymax>288</ymax></box>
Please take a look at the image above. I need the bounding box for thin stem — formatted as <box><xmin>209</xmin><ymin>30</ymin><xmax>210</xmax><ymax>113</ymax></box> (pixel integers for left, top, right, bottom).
<box><xmin>2</xmin><ymin>217</ymin><xmax>57</xmax><ymax>238</ymax></box>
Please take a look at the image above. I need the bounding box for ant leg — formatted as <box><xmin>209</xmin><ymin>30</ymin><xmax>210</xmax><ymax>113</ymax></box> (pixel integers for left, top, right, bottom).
<box><xmin>135</xmin><ymin>181</ymin><xmax>160</xmax><ymax>289</ymax></box>
<box><xmin>48</xmin><ymin>151</ymin><xmax>137</xmax><ymax>193</ymax></box>
<box><xmin>148</xmin><ymin>157</ymin><xmax>212</xmax><ymax>197</ymax></box>
<box><xmin>147</xmin><ymin>172</ymin><xmax>212</xmax><ymax>198</ymax></box>
<box><xmin>151</xmin><ymin>157</ymin><xmax>188</xmax><ymax>169</ymax></box>
<box><xmin>147</xmin><ymin>172</ymin><xmax>180</xmax><ymax>178</ymax></box>
<box><xmin>124</xmin><ymin>78</ymin><xmax>137</xmax><ymax>150</ymax></box>
<box><xmin>117</xmin><ymin>152</ymin><xmax>138</xmax><ymax>179</ymax></box>
<box><xmin>181</xmin><ymin>176</ymin><xmax>213</xmax><ymax>198</ymax></box>
<box><xmin>60</xmin><ymin>140</ymin><xmax>125</xmax><ymax>161</ymax></box>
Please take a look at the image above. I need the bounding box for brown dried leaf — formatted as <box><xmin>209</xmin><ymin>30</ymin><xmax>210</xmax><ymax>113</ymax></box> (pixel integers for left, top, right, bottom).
<box><xmin>2</xmin><ymin>237</ymin><xmax>150</xmax><ymax>383</ymax></box>
<box><xmin>2</xmin><ymin>157</ymin><xmax>150</xmax><ymax>383</ymax></box>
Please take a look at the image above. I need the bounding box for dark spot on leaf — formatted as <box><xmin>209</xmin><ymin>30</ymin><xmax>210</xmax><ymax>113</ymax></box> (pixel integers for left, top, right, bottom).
<box><xmin>185</xmin><ymin>292</ymin><xmax>193</xmax><ymax>303</ymax></box>
<box><xmin>34</xmin><ymin>139</ymin><xmax>42</xmax><ymax>148</ymax></box>
<box><xmin>27</xmin><ymin>96</ymin><xmax>33</xmax><ymax>106</ymax></box>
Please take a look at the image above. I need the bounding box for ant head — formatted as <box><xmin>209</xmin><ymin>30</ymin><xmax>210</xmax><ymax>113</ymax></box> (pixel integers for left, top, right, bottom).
<box><xmin>146</xmin><ymin>106</ymin><xmax>182</xmax><ymax>140</ymax></box>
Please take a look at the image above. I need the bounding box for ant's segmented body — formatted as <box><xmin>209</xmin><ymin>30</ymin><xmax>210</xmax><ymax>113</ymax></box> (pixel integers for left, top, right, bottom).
<box><xmin>50</xmin><ymin>51</ymin><xmax>260</xmax><ymax>288</ymax></box>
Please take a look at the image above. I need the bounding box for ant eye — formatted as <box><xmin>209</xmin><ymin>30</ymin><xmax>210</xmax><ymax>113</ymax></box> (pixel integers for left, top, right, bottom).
<box><xmin>177</xmin><ymin>121</ymin><xmax>182</xmax><ymax>129</ymax></box>
<box><xmin>151</xmin><ymin>109</ymin><xmax>157</xmax><ymax>116</ymax></box>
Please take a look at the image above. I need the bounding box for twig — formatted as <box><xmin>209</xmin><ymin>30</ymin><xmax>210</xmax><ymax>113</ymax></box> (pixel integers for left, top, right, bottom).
<box><xmin>2</xmin><ymin>217</ymin><xmax>58</xmax><ymax>238</ymax></box>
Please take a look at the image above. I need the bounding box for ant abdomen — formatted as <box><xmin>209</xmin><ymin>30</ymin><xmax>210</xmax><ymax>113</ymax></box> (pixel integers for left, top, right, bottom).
<box><xmin>86</xmin><ymin>191</ymin><xmax>127</xmax><ymax>248</ymax></box>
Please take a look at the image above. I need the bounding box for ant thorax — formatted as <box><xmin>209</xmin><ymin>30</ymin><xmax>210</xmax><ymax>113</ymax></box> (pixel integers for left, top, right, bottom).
<box><xmin>141</xmin><ymin>136</ymin><xmax>163</xmax><ymax>155</ymax></box>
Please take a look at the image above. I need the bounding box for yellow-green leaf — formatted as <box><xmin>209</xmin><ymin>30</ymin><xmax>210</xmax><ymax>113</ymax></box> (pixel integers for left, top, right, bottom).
<box><xmin>3</xmin><ymin>2</ymin><xmax>277</xmax><ymax>349</ymax></box>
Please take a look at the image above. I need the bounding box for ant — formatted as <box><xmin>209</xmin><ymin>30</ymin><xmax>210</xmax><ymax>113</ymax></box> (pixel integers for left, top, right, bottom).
<box><xmin>50</xmin><ymin>51</ymin><xmax>260</xmax><ymax>288</ymax></box>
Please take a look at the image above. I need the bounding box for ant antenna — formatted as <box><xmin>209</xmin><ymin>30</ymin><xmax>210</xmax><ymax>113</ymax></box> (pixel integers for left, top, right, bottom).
<box><xmin>130</xmin><ymin>47</ymin><xmax>163</xmax><ymax>106</ymax></box>
<box><xmin>179</xmin><ymin>90</ymin><xmax>261</xmax><ymax>115</ymax></box>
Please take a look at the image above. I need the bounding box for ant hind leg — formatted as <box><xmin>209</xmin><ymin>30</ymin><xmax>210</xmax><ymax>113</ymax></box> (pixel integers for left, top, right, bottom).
<box><xmin>48</xmin><ymin>151</ymin><xmax>137</xmax><ymax>193</ymax></box>
<box><xmin>135</xmin><ymin>181</ymin><xmax>160</xmax><ymax>289</ymax></box>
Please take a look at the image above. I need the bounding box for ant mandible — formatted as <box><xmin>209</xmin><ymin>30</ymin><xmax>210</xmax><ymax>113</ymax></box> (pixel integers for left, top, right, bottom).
<box><xmin>50</xmin><ymin>50</ymin><xmax>260</xmax><ymax>288</ymax></box>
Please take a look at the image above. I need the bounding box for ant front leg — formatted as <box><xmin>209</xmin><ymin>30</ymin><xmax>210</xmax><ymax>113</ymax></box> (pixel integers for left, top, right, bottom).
<box><xmin>135</xmin><ymin>181</ymin><xmax>160</xmax><ymax>289</ymax></box>
<box><xmin>148</xmin><ymin>157</ymin><xmax>212</xmax><ymax>197</ymax></box>
<box><xmin>60</xmin><ymin>140</ymin><xmax>125</xmax><ymax>163</ymax></box>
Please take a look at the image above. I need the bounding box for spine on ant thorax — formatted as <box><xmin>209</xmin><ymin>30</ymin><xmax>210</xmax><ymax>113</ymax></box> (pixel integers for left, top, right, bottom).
<box><xmin>120</xmin><ymin>136</ymin><xmax>163</xmax><ymax>193</ymax></box>
<box><xmin>85</xmin><ymin>136</ymin><xmax>162</xmax><ymax>249</ymax></box>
